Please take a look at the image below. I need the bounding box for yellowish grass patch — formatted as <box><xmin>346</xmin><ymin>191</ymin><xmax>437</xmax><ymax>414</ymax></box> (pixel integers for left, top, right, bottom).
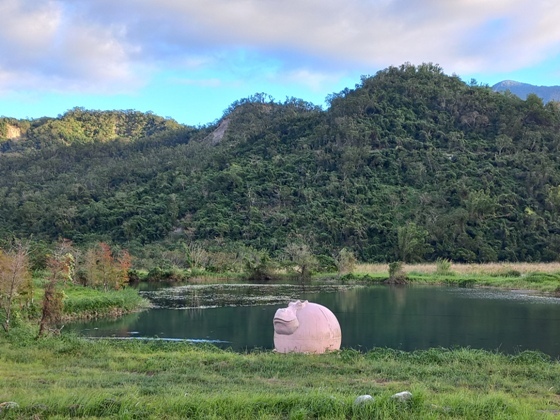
<box><xmin>355</xmin><ymin>262</ymin><xmax>560</xmax><ymax>276</ymax></box>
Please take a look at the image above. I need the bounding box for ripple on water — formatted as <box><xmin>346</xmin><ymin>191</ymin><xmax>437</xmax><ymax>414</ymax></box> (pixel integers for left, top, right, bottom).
<box><xmin>446</xmin><ymin>287</ymin><xmax>560</xmax><ymax>304</ymax></box>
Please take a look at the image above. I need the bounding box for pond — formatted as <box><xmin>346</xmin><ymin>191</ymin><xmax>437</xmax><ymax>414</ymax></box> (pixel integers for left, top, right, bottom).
<box><xmin>66</xmin><ymin>284</ymin><xmax>560</xmax><ymax>357</ymax></box>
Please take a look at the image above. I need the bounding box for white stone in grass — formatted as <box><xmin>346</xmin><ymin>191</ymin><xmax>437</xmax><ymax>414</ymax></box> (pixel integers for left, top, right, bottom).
<box><xmin>391</xmin><ymin>391</ymin><xmax>412</xmax><ymax>402</ymax></box>
<box><xmin>353</xmin><ymin>395</ymin><xmax>374</xmax><ymax>406</ymax></box>
<box><xmin>0</xmin><ymin>401</ymin><xmax>19</xmax><ymax>411</ymax></box>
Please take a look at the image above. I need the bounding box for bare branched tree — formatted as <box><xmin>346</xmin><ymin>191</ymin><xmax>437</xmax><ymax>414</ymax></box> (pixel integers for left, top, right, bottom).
<box><xmin>37</xmin><ymin>255</ymin><xmax>67</xmax><ymax>338</ymax></box>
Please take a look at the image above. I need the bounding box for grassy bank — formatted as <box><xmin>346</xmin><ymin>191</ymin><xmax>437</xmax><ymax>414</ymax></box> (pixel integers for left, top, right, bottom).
<box><xmin>356</xmin><ymin>262</ymin><xmax>560</xmax><ymax>277</ymax></box>
<box><xmin>127</xmin><ymin>262</ymin><xmax>560</xmax><ymax>298</ymax></box>
<box><xmin>1</xmin><ymin>332</ymin><xmax>560</xmax><ymax>419</ymax></box>
<box><xmin>62</xmin><ymin>286</ymin><xmax>151</xmax><ymax>320</ymax></box>
<box><xmin>327</xmin><ymin>262</ymin><xmax>560</xmax><ymax>294</ymax></box>
<box><xmin>2</xmin><ymin>278</ymin><xmax>151</xmax><ymax>333</ymax></box>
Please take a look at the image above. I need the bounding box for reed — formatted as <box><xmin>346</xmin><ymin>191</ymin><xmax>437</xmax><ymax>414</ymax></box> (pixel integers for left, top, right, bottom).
<box><xmin>356</xmin><ymin>262</ymin><xmax>560</xmax><ymax>276</ymax></box>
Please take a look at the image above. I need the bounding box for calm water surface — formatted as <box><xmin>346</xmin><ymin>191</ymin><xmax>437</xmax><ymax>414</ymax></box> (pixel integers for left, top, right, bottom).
<box><xmin>66</xmin><ymin>284</ymin><xmax>560</xmax><ymax>357</ymax></box>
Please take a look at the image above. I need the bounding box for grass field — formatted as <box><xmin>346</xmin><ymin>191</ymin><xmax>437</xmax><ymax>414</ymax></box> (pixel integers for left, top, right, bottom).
<box><xmin>1</xmin><ymin>331</ymin><xmax>560</xmax><ymax>419</ymax></box>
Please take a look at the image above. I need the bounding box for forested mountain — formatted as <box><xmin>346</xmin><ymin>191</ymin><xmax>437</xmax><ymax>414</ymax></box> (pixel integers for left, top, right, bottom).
<box><xmin>0</xmin><ymin>107</ymin><xmax>182</xmax><ymax>152</ymax></box>
<box><xmin>492</xmin><ymin>80</ymin><xmax>560</xmax><ymax>103</ymax></box>
<box><xmin>1</xmin><ymin>63</ymin><xmax>560</xmax><ymax>264</ymax></box>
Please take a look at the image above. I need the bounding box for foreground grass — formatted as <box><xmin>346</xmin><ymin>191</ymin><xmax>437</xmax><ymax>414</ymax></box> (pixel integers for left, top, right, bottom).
<box><xmin>1</xmin><ymin>331</ymin><xmax>560</xmax><ymax>419</ymax></box>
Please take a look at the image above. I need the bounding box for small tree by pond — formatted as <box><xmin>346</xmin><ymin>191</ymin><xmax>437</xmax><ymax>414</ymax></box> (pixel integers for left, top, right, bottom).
<box><xmin>243</xmin><ymin>248</ymin><xmax>276</xmax><ymax>281</ymax></box>
<box><xmin>37</xmin><ymin>256</ymin><xmax>67</xmax><ymax>338</ymax></box>
<box><xmin>283</xmin><ymin>242</ymin><xmax>318</xmax><ymax>283</ymax></box>
<box><xmin>387</xmin><ymin>261</ymin><xmax>407</xmax><ymax>284</ymax></box>
<box><xmin>0</xmin><ymin>244</ymin><xmax>31</xmax><ymax>332</ymax></box>
<box><xmin>82</xmin><ymin>243</ymin><xmax>131</xmax><ymax>291</ymax></box>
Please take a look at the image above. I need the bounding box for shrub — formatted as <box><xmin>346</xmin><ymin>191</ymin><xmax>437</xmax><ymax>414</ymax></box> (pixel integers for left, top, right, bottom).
<box><xmin>387</xmin><ymin>261</ymin><xmax>407</xmax><ymax>284</ymax></box>
<box><xmin>336</xmin><ymin>248</ymin><xmax>357</xmax><ymax>274</ymax></box>
<box><xmin>316</xmin><ymin>255</ymin><xmax>337</xmax><ymax>272</ymax></box>
<box><xmin>207</xmin><ymin>251</ymin><xmax>242</xmax><ymax>273</ymax></box>
<box><xmin>243</xmin><ymin>249</ymin><xmax>276</xmax><ymax>281</ymax></box>
<box><xmin>283</xmin><ymin>243</ymin><xmax>318</xmax><ymax>283</ymax></box>
<box><xmin>524</xmin><ymin>273</ymin><xmax>560</xmax><ymax>283</ymax></box>
<box><xmin>503</xmin><ymin>270</ymin><xmax>522</xmax><ymax>278</ymax></box>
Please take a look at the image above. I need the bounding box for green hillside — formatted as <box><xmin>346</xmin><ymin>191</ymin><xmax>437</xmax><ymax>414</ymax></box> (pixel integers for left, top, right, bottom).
<box><xmin>1</xmin><ymin>63</ymin><xmax>560</xmax><ymax>263</ymax></box>
<box><xmin>0</xmin><ymin>107</ymin><xmax>182</xmax><ymax>151</ymax></box>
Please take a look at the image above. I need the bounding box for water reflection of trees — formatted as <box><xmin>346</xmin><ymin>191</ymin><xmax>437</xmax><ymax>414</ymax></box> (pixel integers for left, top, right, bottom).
<box><xmin>318</xmin><ymin>287</ymin><xmax>560</xmax><ymax>356</ymax></box>
<box><xmin>67</xmin><ymin>311</ymin><xmax>142</xmax><ymax>337</ymax></box>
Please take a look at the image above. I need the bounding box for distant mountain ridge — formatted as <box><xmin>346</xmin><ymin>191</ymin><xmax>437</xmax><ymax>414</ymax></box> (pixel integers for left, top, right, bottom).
<box><xmin>492</xmin><ymin>80</ymin><xmax>560</xmax><ymax>102</ymax></box>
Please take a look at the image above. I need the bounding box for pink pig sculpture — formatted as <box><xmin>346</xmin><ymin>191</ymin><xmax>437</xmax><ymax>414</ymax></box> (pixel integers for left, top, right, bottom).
<box><xmin>273</xmin><ymin>300</ymin><xmax>341</xmax><ymax>354</ymax></box>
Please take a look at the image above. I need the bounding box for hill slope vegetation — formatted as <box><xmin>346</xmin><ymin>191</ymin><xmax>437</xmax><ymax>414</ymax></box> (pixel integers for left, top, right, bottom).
<box><xmin>1</xmin><ymin>63</ymin><xmax>560</xmax><ymax>264</ymax></box>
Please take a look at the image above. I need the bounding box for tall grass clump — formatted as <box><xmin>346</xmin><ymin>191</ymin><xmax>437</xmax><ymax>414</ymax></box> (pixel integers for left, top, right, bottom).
<box><xmin>435</xmin><ymin>258</ymin><xmax>453</xmax><ymax>275</ymax></box>
<box><xmin>62</xmin><ymin>287</ymin><xmax>148</xmax><ymax>318</ymax></box>
<box><xmin>336</xmin><ymin>248</ymin><xmax>357</xmax><ymax>275</ymax></box>
<box><xmin>524</xmin><ymin>273</ymin><xmax>560</xmax><ymax>283</ymax></box>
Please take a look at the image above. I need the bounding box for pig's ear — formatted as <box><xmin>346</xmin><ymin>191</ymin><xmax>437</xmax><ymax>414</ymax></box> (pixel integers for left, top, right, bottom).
<box><xmin>291</xmin><ymin>300</ymin><xmax>308</xmax><ymax>310</ymax></box>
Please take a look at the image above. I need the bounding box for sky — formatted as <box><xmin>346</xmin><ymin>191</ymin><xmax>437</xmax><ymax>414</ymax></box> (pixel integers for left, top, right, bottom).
<box><xmin>1</xmin><ymin>0</ymin><xmax>560</xmax><ymax>127</ymax></box>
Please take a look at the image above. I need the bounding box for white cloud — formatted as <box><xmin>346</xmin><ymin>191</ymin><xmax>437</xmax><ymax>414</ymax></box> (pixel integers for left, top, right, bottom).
<box><xmin>0</xmin><ymin>0</ymin><xmax>141</xmax><ymax>93</ymax></box>
<box><xmin>1</xmin><ymin>0</ymin><xmax>559</xmax><ymax>94</ymax></box>
<box><xmin>171</xmin><ymin>78</ymin><xmax>223</xmax><ymax>88</ymax></box>
<box><xmin>0</xmin><ymin>0</ymin><xmax>60</xmax><ymax>66</ymax></box>
<box><xmin>273</xmin><ymin>69</ymin><xmax>343</xmax><ymax>92</ymax></box>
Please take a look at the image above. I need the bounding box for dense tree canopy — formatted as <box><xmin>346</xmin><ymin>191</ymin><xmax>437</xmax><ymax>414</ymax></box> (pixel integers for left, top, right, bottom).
<box><xmin>1</xmin><ymin>63</ymin><xmax>560</xmax><ymax>263</ymax></box>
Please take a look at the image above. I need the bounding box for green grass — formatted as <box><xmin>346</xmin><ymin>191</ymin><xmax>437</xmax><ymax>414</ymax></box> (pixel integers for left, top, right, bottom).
<box><xmin>1</xmin><ymin>331</ymin><xmax>560</xmax><ymax>419</ymax></box>
<box><xmin>409</xmin><ymin>271</ymin><xmax>560</xmax><ymax>293</ymax></box>
<box><xmin>2</xmin><ymin>280</ymin><xmax>150</xmax><ymax>332</ymax></box>
<box><xmin>333</xmin><ymin>271</ymin><xmax>560</xmax><ymax>294</ymax></box>
<box><xmin>62</xmin><ymin>286</ymin><xmax>150</xmax><ymax>319</ymax></box>
<box><xmin>345</xmin><ymin>263</ymin><xmax>560</xmax><ymax>294</ymax></box>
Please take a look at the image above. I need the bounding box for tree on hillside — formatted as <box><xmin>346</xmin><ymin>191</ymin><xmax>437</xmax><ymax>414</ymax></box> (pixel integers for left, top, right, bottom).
<box><xmin>396</xmin><ymin>222</ymin><xmax>431</xmax><ymax>263</ymax></box>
